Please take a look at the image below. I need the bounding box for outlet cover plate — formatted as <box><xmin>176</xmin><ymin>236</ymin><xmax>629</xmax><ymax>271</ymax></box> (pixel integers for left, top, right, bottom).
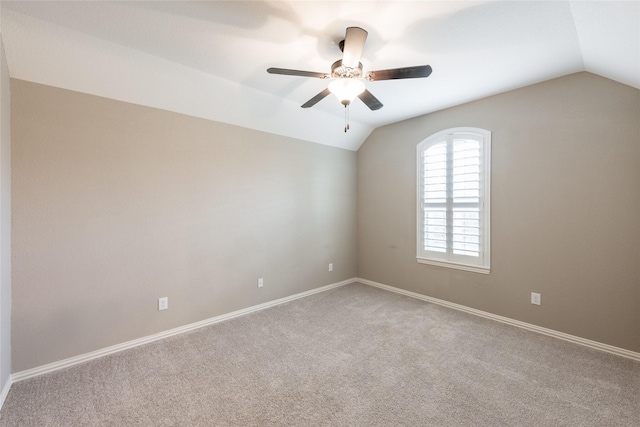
<box><xmin>159</xmin><ymin>297</ymin><xmax>168</xmax><ymax>311</ymax></box>
<box><xmin>531</xmin><ymin>292</ymin><xmax>541</xmax><ymax>306</ymax></box>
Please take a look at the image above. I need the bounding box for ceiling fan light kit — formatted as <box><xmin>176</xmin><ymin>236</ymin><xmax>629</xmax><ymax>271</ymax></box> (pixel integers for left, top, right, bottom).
<box><xmin>267</xmin><ymin>26</ymin><xmax>433</xmax><ymax>132</ymax></box>
<box><xmin>328</xmin><ymin>78</ymin><xmax>365</xmax><ymax>106</ymax></box>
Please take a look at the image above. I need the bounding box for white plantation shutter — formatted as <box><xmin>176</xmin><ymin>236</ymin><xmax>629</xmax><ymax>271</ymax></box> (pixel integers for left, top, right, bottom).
<box><xmin>417</xmin><ymin>128</ymin><xmax>490</xmax><ymax>273</ymax></box>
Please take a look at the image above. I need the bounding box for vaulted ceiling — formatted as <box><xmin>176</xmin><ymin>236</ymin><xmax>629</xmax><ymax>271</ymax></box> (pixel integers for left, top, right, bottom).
<box><xmin>1</xmin><ymin>1</ymin><xmax>638</xmax><ymax>151</ymax></box>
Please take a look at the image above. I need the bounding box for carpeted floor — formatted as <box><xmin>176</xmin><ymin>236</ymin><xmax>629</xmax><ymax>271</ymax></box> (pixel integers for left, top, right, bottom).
<box><xmin>1</xmin><ymin>282</ymin><xmax>639</xmax><ymax>426</ymax></box>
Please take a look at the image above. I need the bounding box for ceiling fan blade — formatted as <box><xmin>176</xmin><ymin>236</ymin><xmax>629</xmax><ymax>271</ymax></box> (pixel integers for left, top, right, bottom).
<box><xmin>358</xmin><ymin>89</ymin><xmax>383</xmax><ymax>111</ymax></box>
<box><xmin>342</xmin><ymin>27</ymin><xmax>368</xmax><ymax>68</ymax></box>
<box><xmin>366</xmin><ymin>65</ymin><xmax>433</xmax><ymax>81</ymax></box>
<box><xmin>301</xmin><ymin>88</ymin><xmax>331</xmax><ymax>108</ymax></box>
<box><xmin>267</xmin><ymin>68</ymin><xmax>329</xmax><ymax>79</ymax></box>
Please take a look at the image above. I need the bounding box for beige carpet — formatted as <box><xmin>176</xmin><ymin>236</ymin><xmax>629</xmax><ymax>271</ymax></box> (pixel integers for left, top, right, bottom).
<box><xmin>1</xmin><ymin>282</ymin><xmax>639</xmax><ymax>426</ymax></box>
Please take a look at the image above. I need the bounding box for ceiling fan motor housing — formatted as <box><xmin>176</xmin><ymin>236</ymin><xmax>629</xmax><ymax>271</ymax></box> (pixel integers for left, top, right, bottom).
<box><xmin>331</xmin><ymin>60</ymin><xmax>363</xmax><ymax>79</ymax></box>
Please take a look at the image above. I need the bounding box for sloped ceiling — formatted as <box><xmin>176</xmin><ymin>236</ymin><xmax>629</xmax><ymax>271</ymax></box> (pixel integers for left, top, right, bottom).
<box><xmin>0</xmin><ymin>1</ymin><xmax>638</xmax><ymax>151</ymax></box>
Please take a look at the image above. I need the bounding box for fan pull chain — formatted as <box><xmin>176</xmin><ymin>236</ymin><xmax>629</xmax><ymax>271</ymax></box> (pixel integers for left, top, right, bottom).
<box><xmin>344</xmin><ymin>104</ymin><xmax>350</xmax><ymax>133</ymax></box>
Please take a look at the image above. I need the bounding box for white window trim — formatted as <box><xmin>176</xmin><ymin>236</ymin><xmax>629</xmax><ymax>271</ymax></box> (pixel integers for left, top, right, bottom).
<box><xmin>416</xmin><ymin>127</ymin><xmax>491</xmax><ymax>274</ymax></box>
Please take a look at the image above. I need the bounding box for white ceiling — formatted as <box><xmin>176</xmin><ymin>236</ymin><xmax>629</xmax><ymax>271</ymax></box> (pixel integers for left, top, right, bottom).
<box><xmin>1</xmin><ymin>1</ymin><xmax>638</xmax><ymax>151</ymax></box>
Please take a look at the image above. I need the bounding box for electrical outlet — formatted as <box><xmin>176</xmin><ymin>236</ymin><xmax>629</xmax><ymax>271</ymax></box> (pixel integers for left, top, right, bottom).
<box><xmin>158</xmin><ymin>297</ymin><xmax>168</xmax><ymax>311</ymax></box>
<box><xmin>258</xmin><ymin>277</ymin><xmax>264</xmax><ymax>288</ymax></box>
<box><xmin>531</xmin><ymin>292</ymin><xmax>541</xmax><ymax>306</ymax></box>
<box><xmin>328</xmin><ymin>263</ymin><xmax>333</xmax><ymax>272</ymax></box>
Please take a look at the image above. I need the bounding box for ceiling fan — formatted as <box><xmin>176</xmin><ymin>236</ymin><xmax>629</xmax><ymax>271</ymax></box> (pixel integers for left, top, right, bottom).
<box><xmin>267</xmin><ymin>27</ymin><xmax>432</xmax><ymax>131</ymax></box>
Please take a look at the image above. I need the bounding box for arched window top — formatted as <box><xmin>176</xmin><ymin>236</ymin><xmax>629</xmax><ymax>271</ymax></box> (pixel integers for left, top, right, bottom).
<box><xmin>418</xmin><ymin>127</ymin><xmax>491</xmax><ymax>150</ymax></box>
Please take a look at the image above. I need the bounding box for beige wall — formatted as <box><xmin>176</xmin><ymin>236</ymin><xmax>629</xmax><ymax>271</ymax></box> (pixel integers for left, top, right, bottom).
<box><xmin>357</xmin><ymin>72</ymin><xmax>640</xmax><ymax>352</ymax></box>
<box><xmin>0</xmin><ymin>35</ymin><xmax>11</xmax><ymax>387</ymax></box>
<box><xmin>10</xmin><ymin>71</ymin><xmax>640</xmax><ymax>372</ymax></box>
<box><xmin>11</xmin><ymin>80</ymin><xmax>357</xmax><ymax>371</ymax></box>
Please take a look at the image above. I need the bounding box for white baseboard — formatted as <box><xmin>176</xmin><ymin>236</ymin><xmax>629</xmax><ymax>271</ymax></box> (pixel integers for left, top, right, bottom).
<box><xmin>357</xmin><ymin>277</ymin><xmax>640</xmax><ymax>362</ymax></box>
<box><xmin>0</xmin><ymin>375</ymin><xmax>10</xmax><ymax>410</ymax></box>
<box><xmin>10</xmin><ymin>276</ymin><xmax>639</xmax><ymax>386</ymax></box>
<box><xmin>11</xmin><ymin>278</ymin><xmax>357</xmax><ymax>383</ymax></box>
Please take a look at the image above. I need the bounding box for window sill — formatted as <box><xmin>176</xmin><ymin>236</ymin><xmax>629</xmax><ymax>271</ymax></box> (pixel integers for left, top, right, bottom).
<box><xmin>416</xmin><ymin>257</ymin><xmax>490</xmax><ymax>274</ymax></box>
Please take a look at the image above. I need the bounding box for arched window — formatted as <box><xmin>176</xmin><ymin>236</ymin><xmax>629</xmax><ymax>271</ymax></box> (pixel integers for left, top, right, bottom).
<box><xmin>417</xmin><ymin>127</ymin><xmax>491</xmax><ymax>273</ymax></box>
